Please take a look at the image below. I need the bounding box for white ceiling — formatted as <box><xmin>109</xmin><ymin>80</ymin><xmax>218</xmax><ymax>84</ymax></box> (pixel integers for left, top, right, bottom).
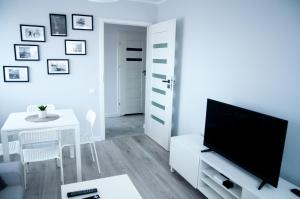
<box><xmin>127</xmin><ymin>0</ymin><xmax>168</xmax><ymax>5</ymax></box>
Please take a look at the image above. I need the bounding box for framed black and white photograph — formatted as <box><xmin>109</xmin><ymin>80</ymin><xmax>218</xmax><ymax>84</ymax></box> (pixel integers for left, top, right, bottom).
<box><xmin>47</xmin><ymin>59</ymin><xmax>69</xmax><ymax>74</ymax></box>
<box><xmin>72</xmin><ymin>14</ymin><xmax>93</xmax><ymax>31</ymax></box>
<box><xmin>50</xmin><ymin>14</ymin><xmax>67</xmax><ymax>36</ymax></box>
<box><xmin>14</xmin><ymin>44</ymin><xmax>39</xmax><ymax>61</ymax></box>
<box><xmin>65</xmin><ymin>40</ymin><xmax>86</xmax><ymax>55</ymax></box>
<box><xmin>20</xmin><ymin>24</ymin><xmax>46</xmax><ymax>42</ymax></box>
<box><xmin>3</xmin><ymin>66</ymin><xmax>29</xmax><ymax>82</ymax></box>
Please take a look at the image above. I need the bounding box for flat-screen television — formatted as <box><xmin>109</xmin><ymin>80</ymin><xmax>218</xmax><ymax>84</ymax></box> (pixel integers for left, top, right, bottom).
<box><xmin>203</xmin><ymin>99</ymin><xmax>288</xmax><ymax>188</ymax></box>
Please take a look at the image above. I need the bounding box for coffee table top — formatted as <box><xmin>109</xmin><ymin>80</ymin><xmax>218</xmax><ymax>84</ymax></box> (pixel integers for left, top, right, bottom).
<box><xmin>61</xmin><ymin>174</ymin><xmax>143</xmax><ymax>199</ymax></box>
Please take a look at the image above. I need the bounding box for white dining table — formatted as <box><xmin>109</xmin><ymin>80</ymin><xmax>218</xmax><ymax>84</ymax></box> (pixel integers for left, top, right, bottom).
<box><xmin>0</xmin><ymin>109</ymin><xmax>82</xmax><ymax>182</ymax></box>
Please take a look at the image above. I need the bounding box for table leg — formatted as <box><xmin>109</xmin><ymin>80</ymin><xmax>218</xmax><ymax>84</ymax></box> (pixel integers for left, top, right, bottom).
<box><xmin>74</xmin><ymin>125</ymin><xmax>82</xmax><ymax>181</ymax></box>
<box><xmin>1</xmin><ymin>131</ymin><xmax>10</xmax><ymax>162</ymax></box>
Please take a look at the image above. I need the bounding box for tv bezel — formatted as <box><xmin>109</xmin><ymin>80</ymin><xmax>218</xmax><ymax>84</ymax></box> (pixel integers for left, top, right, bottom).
<box><xmin>203</xmin><ymin>98</ymin><xmax>288</xmax><ymax>188</ymax></box>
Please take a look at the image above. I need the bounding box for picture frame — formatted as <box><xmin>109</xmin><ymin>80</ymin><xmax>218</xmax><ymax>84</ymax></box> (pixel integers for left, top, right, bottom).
<box><xmin>14</xmin><ymin>44</ymin><xmax>39</xmax><ymax>61</ymax></box>
<box><xmin>3</xmin><ymin>66</ymin><xmax>29</xmax><ymax>82</ymax></box>
<box><xmin>50</xmin><ymin>14</ymin><xmax>67</xmax><ymax>36</ymax></box>
<box><xmin>65</xmin><ymin>40</ymin><xmax>86</xmax><ymax>55</ymax></box>
<box><xmin>72</xmin><ymin>14</ymin><xmax>93</xmax><ymax>31</ymax></box>
<box><xmin>47</xmin><ymin>59</ymin><xmax>70</xmax><ymax>75</ymax></box>
<box><xmin>20</xmin><ymin>24</ymin><xmax>46</xmax><ymax>42</ymax></box>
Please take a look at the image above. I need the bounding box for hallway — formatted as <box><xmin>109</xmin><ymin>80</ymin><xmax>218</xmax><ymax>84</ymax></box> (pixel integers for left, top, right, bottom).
<box><xmin>105</xmin><ymin>114</ymin><xmax>144</xmax><ymax>139</ymax></box>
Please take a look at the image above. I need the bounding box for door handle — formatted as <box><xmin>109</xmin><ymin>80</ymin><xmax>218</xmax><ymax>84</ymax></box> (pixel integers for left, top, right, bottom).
<box><xmin>162</xmin><ymin>80</ymin><xmax>170</xmax><ymax>83</ymax></box>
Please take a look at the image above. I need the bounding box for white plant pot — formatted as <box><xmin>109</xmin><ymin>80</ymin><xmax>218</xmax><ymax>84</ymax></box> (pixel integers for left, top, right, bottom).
<box><xmin>38</xmin><ymin>110</ymin><xmax>47</xmax><ymax>119</ymax></box>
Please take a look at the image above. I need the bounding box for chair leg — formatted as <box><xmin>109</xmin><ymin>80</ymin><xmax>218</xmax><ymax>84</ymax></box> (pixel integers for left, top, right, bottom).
<box><xmin>24</xmin><ymin>164</ymin><xmax>27</xmax><ymax>189</ymax></box>
<box><xmin>59</xmin><ymin>149</ymin><xmax>64</xmax><ymax>184</ymax></box>
<box><xmin>26</xmin><ymin>163</ymin><xmax>29</xmax><ymax>173</ymax></box>
<box><xmin>56</xmin><ymin>158</ymin><xmax>60</xmax><ymax>168</ymax></box>
<box><xmin>60</xmin><ymin>157</ymin><xmax>64</xmax><ymax>184</ymax></box>
<box><xmin>92</xmin><ymin>142</ymin><xmax>101</xmax><ymax>174</ymax></box>
<box><xmin>59</xmin><ymin>145</ymin><xmax>64</xmax><ymax>184</ymax></box>
<box><xmin>89</xmin><ymin>143</ymin><xmax>95</xmax><ymax>162</ymax></box>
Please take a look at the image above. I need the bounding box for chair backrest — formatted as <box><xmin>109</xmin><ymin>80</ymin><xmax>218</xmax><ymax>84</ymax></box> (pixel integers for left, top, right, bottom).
<box><xmin>26</xmin><ymin>104</ymin><xmax>56</xmax><ymax>112</ymax></box>
<box><xmin>86</xmin><ymin>110</ymin><xmax>96</xmax><ymax>137</ymax></box>
<box><xmin>19</xmin><ymin>129</ymin><xmax>60</xmax><ymax>147</ymax></box>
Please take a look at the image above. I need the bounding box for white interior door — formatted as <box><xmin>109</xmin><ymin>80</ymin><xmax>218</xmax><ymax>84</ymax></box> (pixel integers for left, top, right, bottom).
<box><xmin>119</xmin><ymin>31</ymin><xmax>146</xmax><ymax>115</ymax></box>
<box><xmin>145</xmin><ymin>19</ymin><xmax>176</xmax><ymax>151</ymax></box>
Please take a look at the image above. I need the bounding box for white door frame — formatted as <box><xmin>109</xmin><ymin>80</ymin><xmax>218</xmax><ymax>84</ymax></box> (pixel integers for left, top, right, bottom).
<box><xmin>98</xmin><ymin>18</ymin><xmax>151</xmax><ymax>140</ymax></box>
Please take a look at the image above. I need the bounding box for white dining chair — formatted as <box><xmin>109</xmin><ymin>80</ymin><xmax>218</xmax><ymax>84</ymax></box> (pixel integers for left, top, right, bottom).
<box><xmin>0</xmin><ymin>140</ymin><xmax>20</xmax><ymax>158</ymax></box>
<box><xmin>61</xmin><ymin>110</ymin><xmax>101</xmax><ymax>174</ymax></box>
<box><xmin>26</xmin><ymin>104</ymin><xmax>56</xmax><ymax>112</ymax></box>
<box><xmin>19</xmin><ymin>129</ymin><xmax>64</xmax><ymax>189</ymax></box>
<box><xmin>82</xmin><ymin>110</ymin><xmax>101</xmax><ymax>174</ymax></box>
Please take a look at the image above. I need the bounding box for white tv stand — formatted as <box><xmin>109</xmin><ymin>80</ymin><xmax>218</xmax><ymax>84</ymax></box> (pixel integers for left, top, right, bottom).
<box><xmin>169</xmin><ymin>134</ymin><xmax>300</xmax><ymax>199</ymax></box>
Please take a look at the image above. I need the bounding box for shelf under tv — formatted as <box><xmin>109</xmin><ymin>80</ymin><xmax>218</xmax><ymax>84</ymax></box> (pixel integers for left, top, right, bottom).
<box><xmin>199</xmin><ymin>151</ymin><xmax>298</xmax><ymax>199</ymax></box>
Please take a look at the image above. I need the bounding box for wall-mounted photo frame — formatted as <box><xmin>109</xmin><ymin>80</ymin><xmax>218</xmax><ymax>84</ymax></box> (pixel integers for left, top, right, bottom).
<box><xmin>20</xmin><ymin>24</ymin><xmax>46</xmax><ymax>42</ymax></box>
<box><xmin>50</xmin><ymin>14</ymin><xmax>67</xmax><ymax>36</ymax></box>
<box><xmin>14</xmin><ymin>44</ymin><xmax>39</xmax><ymax>61</ymax></box>
<box><xmin>3</xmin><ymin>66</ymin><xmax>29</xmax><ymax>82</ymax></box>
<box><xmin>65</xmin><ymin>40</ymin><xmax>86</xmax><ymax>55</ymax></box>
<box><xmin>72</xmin><ymin>14</ymin><xmax>93</xmax><ymax>31</ymax></box>
<box><xmin>47</xmin><ymin>59</ymin><xmax>69</xmax><ymax>74</ymax></box>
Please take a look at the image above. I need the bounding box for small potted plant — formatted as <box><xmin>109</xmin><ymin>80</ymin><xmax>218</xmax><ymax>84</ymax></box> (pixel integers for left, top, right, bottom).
<box><xmin>38</xmin><ymin>105</ymin><xmax>47</xmax><ymax>119</ymax></box>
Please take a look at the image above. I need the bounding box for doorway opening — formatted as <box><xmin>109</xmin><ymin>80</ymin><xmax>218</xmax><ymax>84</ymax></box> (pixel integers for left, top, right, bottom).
<box><xmin>104</xmin><ymin>23</ymin><xmax>147</xmax><ymax>139</ymax></box>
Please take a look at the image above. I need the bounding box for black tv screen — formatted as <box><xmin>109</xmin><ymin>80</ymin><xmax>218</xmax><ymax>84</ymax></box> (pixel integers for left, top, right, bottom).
<box><xmin>203</xmin><ymin>99</ymin><xmax>288</xmax><ymax>188</ymax></box>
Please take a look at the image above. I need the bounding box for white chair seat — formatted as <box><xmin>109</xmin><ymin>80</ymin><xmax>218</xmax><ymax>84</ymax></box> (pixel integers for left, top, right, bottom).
<box><xmin>0</xmin><ymin>141</ymin><xmax>20</xmax><ymax>156</ymax></box>
<box><xmin>23</xmin><ymin>146</ymin><xmax>59</xmax><ymax>163</ymax></box>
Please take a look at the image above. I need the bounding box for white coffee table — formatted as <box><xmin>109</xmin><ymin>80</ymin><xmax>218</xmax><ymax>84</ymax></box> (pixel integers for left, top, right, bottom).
<box><xmin>61</xmin><ymin>175</ymin><xmax>143</xmax><ymax>199</ymax></box>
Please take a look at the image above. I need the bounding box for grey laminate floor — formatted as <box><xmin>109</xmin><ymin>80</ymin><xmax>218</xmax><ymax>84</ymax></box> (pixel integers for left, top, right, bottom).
<box><xmin>20</xmin><ymin>134</ymin><xmax>206</xmax><ymax>199</ymax></box>
<box><xmin>105</xmin><ymin>114</ymin><xmax>144</xmax><ymax>139</ymax></box>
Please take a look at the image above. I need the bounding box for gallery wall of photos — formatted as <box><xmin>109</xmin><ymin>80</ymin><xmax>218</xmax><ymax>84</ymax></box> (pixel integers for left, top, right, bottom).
<box><xmin>3</xmin><ymin>14</ymin><xmax>93</xmax><ymax>82</ymax></box>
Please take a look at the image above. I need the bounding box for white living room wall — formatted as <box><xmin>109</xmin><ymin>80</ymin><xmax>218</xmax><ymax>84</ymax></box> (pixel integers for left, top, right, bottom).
<box><xmin>104</xmin><ymin>24</ymin><xmax>146</xmax><ymax>117</ymax></box>
<box><xmin>0</xmin><ymin>0</ymin><xmax>156</xmax><ymax>139</ymax></box>
<box><xmin>157</xmin><ymin>0</ymin><xmax>300</xmax><ymax>186</ymax></box>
